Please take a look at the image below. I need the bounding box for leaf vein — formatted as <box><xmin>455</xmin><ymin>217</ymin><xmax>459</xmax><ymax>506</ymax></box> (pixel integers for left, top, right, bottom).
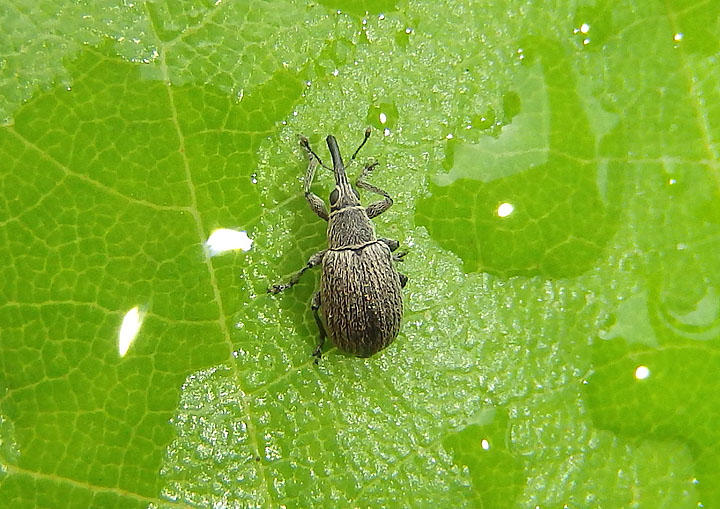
<box><xmin>155</xmin><ymin>41</ymin><xmax>273</xmax><ymax>505</ymax></box>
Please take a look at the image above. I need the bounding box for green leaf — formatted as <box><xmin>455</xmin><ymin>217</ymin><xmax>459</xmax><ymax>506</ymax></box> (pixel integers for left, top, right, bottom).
<box><xmin>1</xmin><ymin>0</ymin><xmax>718</xmax><ymax>507</ymax></box>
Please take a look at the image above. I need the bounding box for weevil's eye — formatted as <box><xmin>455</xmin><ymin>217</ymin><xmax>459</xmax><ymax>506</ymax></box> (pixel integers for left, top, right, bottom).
<box><xmin>329</xmin><ymin>188</ymin><xmax>340</xmax><ymax>204</ymax></box>
<box><xmin>353</xmin><ymin>188</ymin><xmax>360</xmax><ymax>199</ymax></box>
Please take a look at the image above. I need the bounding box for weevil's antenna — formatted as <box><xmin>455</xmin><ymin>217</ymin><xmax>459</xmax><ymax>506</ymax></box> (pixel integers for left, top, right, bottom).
<box><xmin>351</xmin><ymin>127</ymin><xmax>372</xmax><ymax>160</ymax></box>
<box><xmin>300</xmin><ymin>136</ymin><xmax>332</xmax><ymax>170</ymax></box>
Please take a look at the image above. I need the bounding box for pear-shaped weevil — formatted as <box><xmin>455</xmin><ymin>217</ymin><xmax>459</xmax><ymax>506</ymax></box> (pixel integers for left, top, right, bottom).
<box><xmin>269</xmin><ymin>129</ymin><xmax>407</xmax><ymax>360</ymax></box>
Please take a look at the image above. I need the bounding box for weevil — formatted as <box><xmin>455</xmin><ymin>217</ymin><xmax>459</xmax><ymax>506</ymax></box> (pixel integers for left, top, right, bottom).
<box><xmin>268</xmin><ymin>129</ymin><xmax>407</xmax><ymax>360</ymax></box>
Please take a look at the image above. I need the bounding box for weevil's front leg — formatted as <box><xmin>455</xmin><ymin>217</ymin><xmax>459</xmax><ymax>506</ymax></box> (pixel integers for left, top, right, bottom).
<box><xmin>311</xmin><ymin>291</ymin><xmax>326</xmax><ymax>362</ymax></box>
<box><xmin>268</xmin><ymin>249</ymin><xmax>327</xmax><ymax>294</ymax></box>
<box><xmin>357</xmin><ymin>163</ymin><xmax>394</xmax><ymax>219</ymax></box>
<box><xmin>300</xmin><ymin>137</ymin><xmax>330</xmax><ymax>221</ymax></box>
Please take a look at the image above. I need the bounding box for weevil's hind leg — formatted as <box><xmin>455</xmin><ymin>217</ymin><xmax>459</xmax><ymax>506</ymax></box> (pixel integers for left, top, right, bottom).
<box><xmin>399</xmin><ymin>273</ymin><xmax>408</xmax><ymax>288</ymax></box>
<box><xmin>357</xmin><ymin>163</ymin><xmax>394</xmax><ymax>219</ymax></box>
<box><xmin>268</xmin><ymin>250</ymin><xmax>327</xmax><ymax>294</ymax></box>
<box><xmin>311</xmin><ymin>291</ymin><xmax>326</xmax><ymax>363</ymax></box>
<box><xmin>299</xmin><ymin>137</ymin><xmax>329</xmax><ymax>221</ymax></box>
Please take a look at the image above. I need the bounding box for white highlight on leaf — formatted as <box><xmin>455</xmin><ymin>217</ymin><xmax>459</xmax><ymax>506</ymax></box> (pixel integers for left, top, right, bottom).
<box><xmin>634</xmin><ymin>365</ymin><xmax>650</xmax><ymax>380</ymax></box>
<box><xmin>580</xmin><ymin>23</ymin><xmax>590</xmax><ymax>34</ymax></box>
<box><xmin>497</xmin><ymin>202</ymin><xmax>515</xmax><ymax>217</ymax></box>
<box><xmin>119</xmin><ymin>306</ymin><xmax>144</xmax><ymax>357</ymax></box>
<box><xmin>673</xmin><ymin>33</ymin><xmax>683</xmax><ymax>42</ymax></box>
<box><xmin>205</xmin><ymin>228</ymin><xmax>253</xmax><ymax>256</ymax></box>
<box><xmin>379</xmin><ymin>112</ymin><xmax>387</xmax><ymax>124</ymax></box>
<box><xmin>481</xmin><ymin>439</ymin><xmax>490</xmax><ymax>450</ymax></box>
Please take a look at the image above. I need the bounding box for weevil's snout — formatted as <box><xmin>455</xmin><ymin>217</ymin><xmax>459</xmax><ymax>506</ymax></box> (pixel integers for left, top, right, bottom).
<box><xmin>326</xmin><ymin>135</ymin><xmax>344</xmax><ymax>171</ymax></box>
<box><xmin>327</xmin><ymin>135</ymin><xmax>361</xmax><ymax>211</ymax></box>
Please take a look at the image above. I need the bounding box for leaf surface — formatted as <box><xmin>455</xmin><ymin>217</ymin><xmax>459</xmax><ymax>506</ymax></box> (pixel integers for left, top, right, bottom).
<box><xmin>1</xmin><ymin>0</ymin><xmax>718</xmax><ymax>507</ymax></box>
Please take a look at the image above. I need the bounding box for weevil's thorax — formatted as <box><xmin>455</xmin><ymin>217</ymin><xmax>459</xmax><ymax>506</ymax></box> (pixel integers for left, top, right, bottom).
<box><xmin>327</xmin><ymin>206</ymin><xmax>376</xmax><ymax>248</ymax></box>
<box><xmin>324</xmin><ymin>134</ymin><xmax>376</xmax><ymax>248</ymax></box>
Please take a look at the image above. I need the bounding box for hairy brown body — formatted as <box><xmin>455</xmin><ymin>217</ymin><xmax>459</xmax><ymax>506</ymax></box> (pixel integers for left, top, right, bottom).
<box><xmin>269</xmin><ymin>130</ymin><xmax>407</xmax><ymax>360</ymax></box>
<box><xmin>321</xmin><ymin>240</ymin><xmax>403</xmax><ymax>357</ymax></box>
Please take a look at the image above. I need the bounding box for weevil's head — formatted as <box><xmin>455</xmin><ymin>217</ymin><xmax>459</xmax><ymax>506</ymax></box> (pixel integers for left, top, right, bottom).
<box><xmin>326</xmin><ymin>135</ymin><xmax>361</xmax><ymax>212</ymax></box>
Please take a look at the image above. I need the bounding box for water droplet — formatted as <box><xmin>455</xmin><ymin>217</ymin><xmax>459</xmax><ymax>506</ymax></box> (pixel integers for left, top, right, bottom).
<box><xmin>366</xmin><ymin>102</ymin><xmax>399</xmax><ymax>130</ymax></box>
<box><xmin>205</xmin><ymin>229</ymin><xmax>253</xmax><ymax>256</ymax></box>
<box><xmin>634</xmin><ymin>365</ymin><xmax>650</xmax><ymax>380</ymax></box>
<box><xmin>118</xmin><ymin>306</ymin><xmax>145</xmax><ymax>357</ymax></box>
<box><xmin>497</xmin><ymin>202</ymin><xmax>514</xmax><ymax>217</ymax></box>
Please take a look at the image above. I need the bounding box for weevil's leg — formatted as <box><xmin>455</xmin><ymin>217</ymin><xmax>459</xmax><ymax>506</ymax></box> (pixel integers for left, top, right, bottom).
<box><xmin>299</xmin><ymin>138</ymin><xmax>330</xmax><ymax>221</ymax></box>
<box><xmin>300</xmin><ymin>136</ymin><xmax>332</xmax><ymax>171</ymax></box>
<box><xmin>399</xmin><ymin>273</ymin><xmax>408</xmax><ymax>288</ymax></box>
<box><xmin>378</xmin><ymin>238</ymin><xmax>399</xmax><ymax>251</ymax></box>
<box><xmin>304</xmin><ymin>157</ymin><xmax>329</xmax><ymax>221</ymax></box>
<box><xmin>378</xmin><ymin>238</ymin><xmax>407</xmax><ymax>261</ymax></box>
<box><xmin>357</xmin><ymin>163</ymin><xmax>394</xmax><ymax>219</ymax></box>
<box><xmin>311</xmin><ymin>291</ymin><xmax>326</xmax><ymax>362</ymax></box>
<box><xmin>393</xmin><ymin>251</ymin><xmax>407</xmax><ymax>262</ymax></box>
<box><xmin>351</xmin><ymin>127</ymin><xmax>372</xmax><ymax>160</ymax></box>
<box><xmin>268</xmin><ymin>249</ymin><xmax>327</xmax><ymax>294</ymax></box>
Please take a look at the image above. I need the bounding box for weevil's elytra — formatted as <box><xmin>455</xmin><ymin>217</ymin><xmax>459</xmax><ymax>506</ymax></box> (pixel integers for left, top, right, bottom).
<box><xmin>268</xmin><ymin>129</ymin><xmax>407</xmax><ymax>360</ymax></box>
